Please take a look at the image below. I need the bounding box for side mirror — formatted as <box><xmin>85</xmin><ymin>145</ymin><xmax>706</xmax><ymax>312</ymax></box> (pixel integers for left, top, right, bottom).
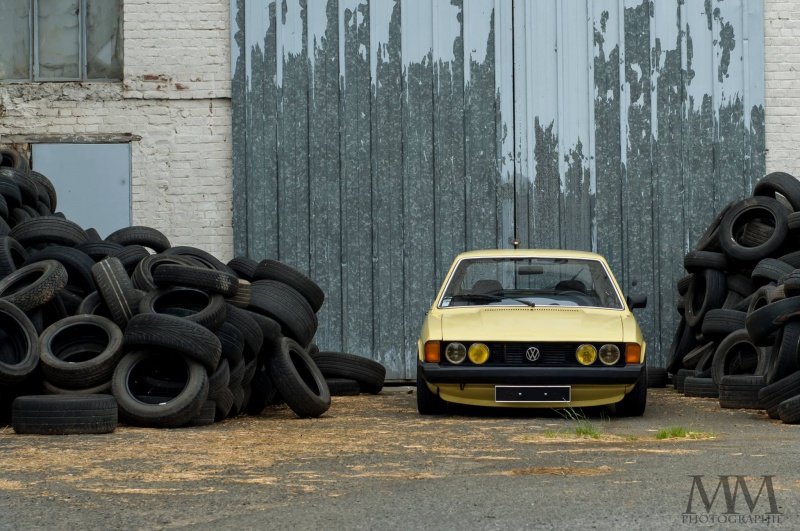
<box><xmin>626</xmin><ymin>294</ymin><xmax>647</xmax><ymax>310</ymax></box>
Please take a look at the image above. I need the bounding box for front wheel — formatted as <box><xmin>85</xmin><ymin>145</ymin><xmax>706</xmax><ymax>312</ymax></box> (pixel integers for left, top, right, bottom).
<box><xmin>615</xmin><ymin>368</ymin><xmax>647</xmax><ymax>417</ymax></box>
<box><xmin>416</xmin><ymin>373</ymin><xmax>448</xmax><ymax>415</ymax></box>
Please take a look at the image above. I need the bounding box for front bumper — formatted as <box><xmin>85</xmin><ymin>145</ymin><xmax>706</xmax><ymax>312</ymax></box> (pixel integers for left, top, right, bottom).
<box><xmin>418</xmin><ymin>362</ymin><xmax>644</xmax><ymax>386</ymax></box>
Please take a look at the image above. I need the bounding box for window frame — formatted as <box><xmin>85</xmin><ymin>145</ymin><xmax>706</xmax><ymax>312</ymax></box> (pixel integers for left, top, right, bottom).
<box><xmin>2</xmin><ymin>0</ymin><xmax>122</xmax><ymax>83</ymax></box>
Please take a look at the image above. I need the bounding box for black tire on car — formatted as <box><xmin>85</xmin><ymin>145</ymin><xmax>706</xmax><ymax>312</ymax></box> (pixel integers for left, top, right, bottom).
<box><xmin>646</xmin><ymin>366</ymin><xmax>669</xmax><ymax>388</ymax></box>
<box><xmin>614</xmin><ymin>367</ymin><xmax>647</xmax><ymax>417</ymax></box>
<box><xmin>417</xmin><ymin>372</ymin><xmax>448</xmax><ymax>415</ymax></box>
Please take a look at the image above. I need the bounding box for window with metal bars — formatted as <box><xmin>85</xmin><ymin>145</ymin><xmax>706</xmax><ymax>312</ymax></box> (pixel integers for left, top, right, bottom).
<box><xmin>0</xmin><ymin>0</ymin><xmax>122</xmax><ymax>82</ymax></box>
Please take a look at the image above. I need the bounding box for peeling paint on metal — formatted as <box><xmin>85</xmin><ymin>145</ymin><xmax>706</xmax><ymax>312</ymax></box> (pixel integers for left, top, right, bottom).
<box><xmin>231</xmin><ymin>0</ymin><xmax>766</xmax><ymax>375</ymax></box>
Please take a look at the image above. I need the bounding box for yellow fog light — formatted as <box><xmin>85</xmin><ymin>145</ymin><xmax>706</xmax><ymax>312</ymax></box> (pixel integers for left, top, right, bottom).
<box><xmin>599</xmin><ymin>344</ymin><xmax>621</xmax><ymax>365</ymax></box>
<box><xmin>575</xmin><ymin>344</ymin><xmax>597</xmax><ymax>366</ymax></box>
<box><xmin>468</xmin><ymin>343</ymin><xmax>490</xmax><ymax>364</ymax></box>
<box><xmin>445</xmin><ymin>342</ymin><xmax>467</xmax><ymax>364</ymax></box>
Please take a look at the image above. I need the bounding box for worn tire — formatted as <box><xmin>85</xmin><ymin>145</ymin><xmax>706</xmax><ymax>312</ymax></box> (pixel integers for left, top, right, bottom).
<box><xmin>10</xmin><ymin>217</ymin><xmax>88</xmax><ymax>248</ymax></box>
<box><xmin>700</xmin><ymin>309</ymin><xmax>746</xmax><ymax>341</ymax></box>
<box><xmin>39</xmin><ymin>315</ymin><xmax>124</xmax><ymax>389</ymax></box>
<box><xmin>718</xmin><ymin>375</ymin><xmax>765</xmax><ymax>409</ymax></box>
<box><xmin>777</xmin><ymin>394</ymin><xmax>800</xmax><ymax>424</ymax></box>
<box><xmin>683</xmin><ymin>377</ymin><xmax>719</xmax><ymax>398</ymax></box>
<box><xmin>308</xmin><ymin>351</ymin><xmax>386</xmax><ymax>394</ymax></box>
<box><xmin>0</xmin><ymin>259</ymin><xmax>67</xmax><ymax>312</ymax></box>
<box><xmin>227</xmin><ymin>256</ymin><xmax>259</xmax><ymax>281</ymax></box>
<box><xmin>765</xmin><ymin>322</ymin><xmax>800</xmax><ymax>385</ymax></box>
<box><xmin>105</xmin><ymin>226</ymin><xmax>171</xmax><ymax>253</ymax></box>
<box><xmin>267</xmin><ymin>337</ymin><xmax>330</xmax><ymax>418</ymax></box>
<box><xmin>685</xmin><ymin>269</ymin><xmax>727</xmax><ymax>328</ymax></box>
<box><xmin>758</xmin><ymin>371</ymin><xmax>800</xmax><ymax>419</ymax></box>
<box><xmin>153</xmin><ymin>263</ymin><xmax>239</xmax><ymax>297</ymax></box>
<box><xmin>249</xmin><ymin>280</ymin><xmax>317</xmax><ymax>348</ymax></box>
<box><xmin>91</xmin><ymin>257</ymin><xmax>140</xmax><ymax>328</ymax></box>
<box><xmin>326</xmin><ymin>377</ymin><xmax>361</xmax><ymax>396</ymax></box>
<box><xmin>123</xmin><ymin>313</ymin><xmax>222</xmax><ymax>372</ymax></box>
<box><xmin>0</xmin><ymin>236</ymin><xmax>28</xmax><ymax>277</ymax></box>
<box><xmin>112</xmin><ymin>350</ymin><xmax>208</xmax><ymax>428</ymax></box>
<box><xmin>719</xmin><ymin>197</ymin><xmax>789</xmax><ymax>263</ymax></box>
<box><xmin>0</xmin><ymin>300</ymin><xmax>40</xmax><ymax>385</ymax></box>
<box><xmin>12</xmin><ymin>394</ymin><xmax>117</xmax><ymax>435</ymax></box>
<box><xmin>253</xmin><ymin>259</ymin><xmax>325</xmax><ymax>313</ymax></box>
<box><xmin>139</xmin><ymin>287</ymin><xmax>226</xmax><ymax>331</ymax></box>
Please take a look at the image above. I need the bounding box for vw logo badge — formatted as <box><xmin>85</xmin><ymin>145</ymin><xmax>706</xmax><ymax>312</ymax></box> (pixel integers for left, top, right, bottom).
<box><xmin>525</xmin><ymin>346</ymin><xmax>540</xmax><ymax>362</ymax></box>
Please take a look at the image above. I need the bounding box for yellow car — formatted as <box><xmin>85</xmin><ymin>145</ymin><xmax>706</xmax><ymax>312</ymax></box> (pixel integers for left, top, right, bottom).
<box><xmin>417</xmin><ymin>249</ymin><xmax>648</xmax><ymax>416</ymax></box>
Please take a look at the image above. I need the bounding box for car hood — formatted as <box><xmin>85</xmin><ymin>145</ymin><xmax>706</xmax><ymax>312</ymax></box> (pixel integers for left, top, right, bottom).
<box><xmin>439</xmin><ymin>307</ymin><xmax>625</xmax><ymax>342</ymax></box>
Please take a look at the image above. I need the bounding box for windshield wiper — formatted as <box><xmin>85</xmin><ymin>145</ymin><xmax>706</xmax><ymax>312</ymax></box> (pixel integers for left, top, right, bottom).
<box><xmin>452</xmin><ymin>293</ymin><xmax>536</xmax><ymax>307</ymax></box>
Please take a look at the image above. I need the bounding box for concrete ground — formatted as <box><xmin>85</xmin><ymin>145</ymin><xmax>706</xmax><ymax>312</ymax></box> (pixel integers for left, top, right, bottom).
<box><xmin>0</xmin><ymin>386</ymin><xmax>798</xmax><ymax>530</ymax></box>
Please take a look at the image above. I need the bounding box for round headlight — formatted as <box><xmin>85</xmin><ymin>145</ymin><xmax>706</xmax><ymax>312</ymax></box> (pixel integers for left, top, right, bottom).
<box><xmin>599</xmin><ymin>344</ymin><xmax>621</xmax><ymax>365</ymax></box>
<box><xmin>575</xmin><ymin>344</ymin><xmax>597</xmax><ymax>366</ymax></box>
<box><xmin>445</xmin><ymin>342</ymin><xmax>467</xmax><ymax>364</ymax></box>
<box><xmin>468</xmin><ymin>343</ymin><xmax>490</xmax><ymax>364</ymax></box>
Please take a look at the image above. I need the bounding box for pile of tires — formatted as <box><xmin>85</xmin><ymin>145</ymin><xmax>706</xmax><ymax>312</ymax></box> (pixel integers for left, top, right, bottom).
<box><xmin>0</xmin><ymin>147</ymin><xmax>386</xmax><ymax>434</ymax></box>
<box><xmin>667</xmin><ymin>171</ymin><xmax>800</xmax><ymax>424</ymax></box>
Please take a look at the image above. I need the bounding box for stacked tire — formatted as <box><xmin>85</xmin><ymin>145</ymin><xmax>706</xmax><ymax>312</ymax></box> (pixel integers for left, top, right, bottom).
<box><xmin>667</xmin><ymin>171</ymin><xmax>800</xmax><ymax>423</ymax></box>
<box><xmin>0</xmin><ymin>147</ymin><xmax>386</xmax><ymax>433</ymax></box>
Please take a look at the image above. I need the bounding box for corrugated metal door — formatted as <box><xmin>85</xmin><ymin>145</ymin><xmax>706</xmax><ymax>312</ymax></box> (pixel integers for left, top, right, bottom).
<box><xmin>231</xmin><ymin>0</ymin><xmax>765</xmax><ymax>379</ymax></box>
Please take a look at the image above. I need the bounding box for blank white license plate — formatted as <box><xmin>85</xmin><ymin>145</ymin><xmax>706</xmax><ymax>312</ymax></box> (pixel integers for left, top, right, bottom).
<box><xmin>494</xmin><ymin>385</ymin><xmax>571</xmax><ymax>403</ymax></box>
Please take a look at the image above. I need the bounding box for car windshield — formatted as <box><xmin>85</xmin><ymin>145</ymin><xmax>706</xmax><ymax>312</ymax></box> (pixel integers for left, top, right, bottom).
<box><xmin>438</xmin><ymin>256</ymin><xmax>624</xmax><ymax>310</ymax></box>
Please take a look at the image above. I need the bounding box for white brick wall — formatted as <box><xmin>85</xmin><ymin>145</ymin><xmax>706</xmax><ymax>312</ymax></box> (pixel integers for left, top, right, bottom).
<box><xmin>765</xmin><ymin>1</ymin><xmax>800</xmax><ymax>176</ymax></box>
<box><xmin>0</xmin><ymin>1</ymin><xmax>795</xmax><ymax>263</ymax></box>
<box><xmin>0</xmin><ymin>0</ymin><xmax>234</xmax><ymax>261</ymax></box>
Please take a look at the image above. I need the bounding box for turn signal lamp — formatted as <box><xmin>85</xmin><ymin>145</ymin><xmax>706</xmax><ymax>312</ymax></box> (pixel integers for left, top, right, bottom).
<box><xmin>424</xmin><ymin>341</ymin><xmax>440</xmax><ymax>363</ymax></box>
<box><xmin>625</xmin><ymin>344</ymin><xmax>641</xmax><ymax>364</ymax></box>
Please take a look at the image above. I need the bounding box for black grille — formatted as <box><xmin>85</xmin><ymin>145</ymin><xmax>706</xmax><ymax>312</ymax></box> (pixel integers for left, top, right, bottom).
<box><xmin>440</xmin><ymin>342</ymin><xmax>626</xmax><ymax>367</ymax></box>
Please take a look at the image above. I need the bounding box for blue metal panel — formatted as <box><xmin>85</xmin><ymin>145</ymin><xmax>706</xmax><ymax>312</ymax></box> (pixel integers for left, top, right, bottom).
<box><xmin>232</xmin><ymin>0</ymin><xmax>766</xmax><ymax>375</ymax></box>
<box><xmin>31</xmin><ymin>143</ymin><xmax>131</xmax><ymax>238</ymax></box>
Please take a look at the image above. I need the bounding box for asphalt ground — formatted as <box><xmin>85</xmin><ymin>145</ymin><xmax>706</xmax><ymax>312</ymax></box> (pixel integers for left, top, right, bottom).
<box><xmin>0</xmin><ymin>387</ymin><xmax>798</xmax><ymax>530</ymax></box>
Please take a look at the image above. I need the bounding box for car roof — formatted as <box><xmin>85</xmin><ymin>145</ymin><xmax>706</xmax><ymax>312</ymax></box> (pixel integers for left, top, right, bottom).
<box><xmin>454</xmin><ymin>249</ymin><xmax>609</xmax><ymax>261</ymax></box>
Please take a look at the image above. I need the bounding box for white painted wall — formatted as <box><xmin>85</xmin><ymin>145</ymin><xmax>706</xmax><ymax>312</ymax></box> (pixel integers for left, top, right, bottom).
<box><xmin>0</xmin><ymin>0</ymin><xmax>234</xmax><ymax>261</ymax></box>
<box><xmin>764</xmin><ymin>0</ymin><xmax>800</xmax><ymax>177</ymax></box>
